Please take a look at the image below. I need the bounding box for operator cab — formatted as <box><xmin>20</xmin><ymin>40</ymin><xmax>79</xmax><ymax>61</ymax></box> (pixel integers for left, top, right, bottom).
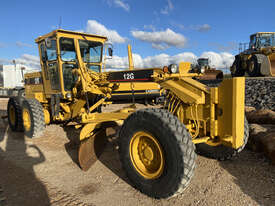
<box><xmin>197</xmin><ymin>58</ymin><xmax>209</xmax><ymax>67</ymax></box>
<box><xmin>35</xmin><ymin>29</ymin><xmax>108</xmax><ymax>98</ymax></box>
<box><xmin>249</xmin><ymin>32</ymin><xmax>275</xmax><ymax>50</ymax></box>
<box><xmin>194</xmin><ymin>58</ymin><xmax>210</xmax><ymax>73</ymax></box>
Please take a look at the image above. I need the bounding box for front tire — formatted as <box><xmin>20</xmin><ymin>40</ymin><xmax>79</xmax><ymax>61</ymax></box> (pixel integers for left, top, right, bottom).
<box><xmin>247</xmin><ymin>55</ymin><xmax>261</xmax><ymax>77</ymax></box>
<box><xmin>22</xmin><ymin>98</ymin><xmax>45</xmax><ymax>138</ymax></box>
<box><xmin>231</xmin><ymin>55</ymin><xmax>245</xmax><ymax>77</ymax></box>
<box><xmin>119</xmin><ymin>108</ymin><xmax>196</xmax><ymax>198</ymax></box>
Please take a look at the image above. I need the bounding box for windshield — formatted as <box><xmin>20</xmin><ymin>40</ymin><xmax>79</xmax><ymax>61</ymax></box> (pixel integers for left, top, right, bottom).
<box><xmin>258</xmin><ymin>34</ymin><xmax>275</xmax><ymax>47</ymax></box>
<box><xmin>59</xmin><ymin>37</ymin><xmax>76</xmax><ymax>61</ymax></box>
<box><xmin>197</xmin><ymin>58</ymin><xmax>208</xmax><ymax>66</ymax></box>
<box><xmin>79</xmin><ymin>40</ymin><xmax>103</xmax><ymax>63</ymax></box>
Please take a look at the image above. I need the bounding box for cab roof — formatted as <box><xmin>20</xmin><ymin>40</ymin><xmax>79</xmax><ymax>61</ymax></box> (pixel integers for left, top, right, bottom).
<box><xmin>35</xmin><ymin>29</ymin><xmax>108</xmax><ymax>43</ymax></box>
<box><xmin>250</xmin><ymin>32</ymin><xmax>275</xmax><ymax>37</ymax></box>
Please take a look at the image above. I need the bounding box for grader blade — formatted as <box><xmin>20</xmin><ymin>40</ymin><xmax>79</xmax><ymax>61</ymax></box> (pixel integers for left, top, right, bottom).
<box><xmin>78</xmin><ymin>129</ymin><xmax>107</xmax><ymax>171</ymax></box>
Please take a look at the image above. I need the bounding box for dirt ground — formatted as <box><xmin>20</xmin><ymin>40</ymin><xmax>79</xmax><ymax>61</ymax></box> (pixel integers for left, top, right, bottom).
<box><xmin>0</xmin><ymin>99</ymin><xmax>274</xmax><ymax>206</ymax></box>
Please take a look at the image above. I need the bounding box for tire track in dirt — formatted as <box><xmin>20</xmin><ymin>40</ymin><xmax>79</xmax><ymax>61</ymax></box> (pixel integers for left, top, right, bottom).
<box><xmin>47</xmin><ymin>186</ymin><xmax>95</xmax><ymax>206</ymax></box>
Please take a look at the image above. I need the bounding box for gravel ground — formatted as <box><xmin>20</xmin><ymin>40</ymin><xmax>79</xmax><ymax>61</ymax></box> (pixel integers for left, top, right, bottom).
<box><xmin>0</xmin><ymin>99</ymin><xmax>274</xmax><ymax>206</ymax></box>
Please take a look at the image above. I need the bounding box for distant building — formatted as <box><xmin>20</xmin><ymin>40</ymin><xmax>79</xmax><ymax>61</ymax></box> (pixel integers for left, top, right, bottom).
<box><xmin>0</xmin><ymin>63</ymin><xmax>38</xmax><ymax>88</ymax></box>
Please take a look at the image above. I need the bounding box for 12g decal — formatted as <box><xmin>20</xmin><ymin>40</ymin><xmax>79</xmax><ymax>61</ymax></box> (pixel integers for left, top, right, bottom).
<box><xmin>123</xmin><ymin>73</ymin><xmax>134</xmax><ymax>80</ymax></box>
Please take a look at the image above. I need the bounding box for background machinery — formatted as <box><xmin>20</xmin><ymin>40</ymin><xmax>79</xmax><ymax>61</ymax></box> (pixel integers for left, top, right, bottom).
<box><xmin>7</xmin><ymin>29</ymin><xmax>248</xmax><ymax>199</ymax></box>
<box><xmin>190</xmin><ymin>58</ymin><xmax>223</xmax><ymax>80</ymax></box>
<box><xmin>0</xmin><ymin>63</ymin><xmax>27</xmax><ymax>97</ymax></box>
<box><xmin>231</xmin><ymin>32</ymin><xmax>275</xmax><ymax>77</ymax></box>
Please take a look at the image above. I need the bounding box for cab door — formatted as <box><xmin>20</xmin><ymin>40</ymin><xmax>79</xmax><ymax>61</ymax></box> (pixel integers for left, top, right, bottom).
<box><xmin>59</xmin><ymin>37</ymin><xmax>78</xmax><ymax>93</ymax></box>
<box><xmin>39</xmin><ymin>39</ymin><xmax>61</xmax><ymax>96</ymax></box>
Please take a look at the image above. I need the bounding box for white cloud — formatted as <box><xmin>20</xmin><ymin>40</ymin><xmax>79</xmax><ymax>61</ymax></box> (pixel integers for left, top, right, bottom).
<box><xmin>161</xmin><ymin>0</ymin><xmax>174</xmax><ymax>15</ymax></box>
<box><xmin>200</xmin><ymin>51</ymin><xmax>234</xmax><ymax>71</ymax></box>
<box><xmin>131</xmin><ymin>28</ymin><xmax>187</xmax><ymax>50</ymax></box>
<box><xmin>172</xmin><ymin>23</ymin><xmax>185</xmax><ymax>30</ymax></box>
<box><xmin>151</xmin><ymin>43</ymin><xmax>169</xmax><ymax>50</ymax></box>
<box><xmin>209</xmin><ymin>42</ymin><xmax>238</xmax><ymax>52</ymax></box>
<box><xmin>15</xmin><ymin>54</ymin><xmax>40</xmax><ymax>69</ymax></box>
<box><xmin>106</xmin><ymin>0</ymin><xmax>130</xmax><ymax>12</ymax></box>
<box><xmin>0</xmin><ymin>51</ymin><xmax>233</xmax><ymax>75</ymax></box>
<box><xmin>143</xmin><ymin>24</ymin><xmax>156</xmax><ymax>31</ymax></box>
<box><xmin>106</xmin><ymin>52</ymin><xmax>197</xmax><ymax>69</ymax></box>
<box><xmin>192</xmin><ymin>24</ymin><xmax>211</xmax><ymax>32</ymax></box>
<box><xmin>86</xmin><ymin>20</ymin><xmax>127</xmax><ymax>44</ymax></box>
<box><xmin>0</xmin><ymin>54</ymin><xmax>41</xmax><ymax>70</ymax></box>
<box><xmin>172</xmin><ymin>23</ymin><xmax>211</xmax><ymax>32</ymax></box>
<box><xmin>106</xmin><ymin>51</ymin><xmax>232</xmax><ymax>73</ymax></box>
<box><xmin>114</xmin><ymin>0</ymin><xmax>130</xmax><ymax>11</ymax></box>
<box><xmin>16</xmin><ymin>41</ymin><xmax>33</xmax><ymax>48</ymax></box>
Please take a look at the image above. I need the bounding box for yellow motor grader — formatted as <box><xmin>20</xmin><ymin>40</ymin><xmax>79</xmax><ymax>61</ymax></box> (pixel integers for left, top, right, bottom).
<box><xmin>7</xmin><ymin>29</ymin><xmax>249</xmax><ymax>199</ymax></box>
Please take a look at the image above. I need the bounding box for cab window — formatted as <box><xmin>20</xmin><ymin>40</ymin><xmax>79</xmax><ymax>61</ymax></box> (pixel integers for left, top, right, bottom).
<box><xmin>79</xmin><ymin>40</ymin><xmax>102</xmax><ymax>63</ymax></box>
<box><xmin>46</xmin><ymin>39</ymin><xmax>57</xmax><ymax>61</ymax></box>
<box><xmin>259</xmin><ymin>34</ymin><xmax>272</xmax><ymax>47</ymax></box>
<box><xmin>59</xmin><ymin>38</ymin><xmax>76</xmax><ymax>62</ymax></box>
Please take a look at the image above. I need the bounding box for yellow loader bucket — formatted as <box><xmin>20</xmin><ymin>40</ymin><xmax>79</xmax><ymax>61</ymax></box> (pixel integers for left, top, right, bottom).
<box><xmin>268</xmin><ymin>53</ymin><xmax>275</xmax><ymax>76</ymax></box>
<box><xmin>199</xmin><ymin>69</ymin><xmax>223</xmax><ymax>80</ymax></box>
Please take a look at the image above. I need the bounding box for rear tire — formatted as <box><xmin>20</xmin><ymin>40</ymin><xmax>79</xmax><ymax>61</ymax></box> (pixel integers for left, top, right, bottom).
<box><xmin>195</xmin><ymin>117</ymin><xmax>249</xmax><ymax>160</ymax></box>
<box><xmin>119</xmin><ymin>108</ymin><xmax>196</xmax><ymax>198</ymax></box>
<box><xmin>22</xmin><ymin>98</ymin><xmax>45</xmax><ymax>138</ymax></box>
<box><xmin>7</xmin><ymin>97</ymin><xmax>24</xmax><ymax>132</ymax></box>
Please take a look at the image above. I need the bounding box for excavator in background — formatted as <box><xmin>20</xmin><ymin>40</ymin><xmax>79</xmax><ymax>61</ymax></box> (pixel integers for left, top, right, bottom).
<box><xmin>230</xmin><ymin>32</ymin><xmax>275</xmax><ymax>77</ymax></box>
<box><xmin>190</xmin><ymin>58</ymin><xmax>223</xmax><ymax>80</ymax></box>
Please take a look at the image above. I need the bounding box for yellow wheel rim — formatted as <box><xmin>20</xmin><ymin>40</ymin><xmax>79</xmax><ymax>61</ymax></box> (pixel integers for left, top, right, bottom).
<box><xmin>9</xmin><ymin>105</ymin><xmax>16</xmax><ymax>125</ymax></box>
<box><xmin>129</xmin><ymin>131</ymin><xmax>164</xmax><ymax>179</ymax></box>
<box><xmin>23</xmin><ymin>108</ymin><xmax>31</xmax><ymax>131</ymax></box>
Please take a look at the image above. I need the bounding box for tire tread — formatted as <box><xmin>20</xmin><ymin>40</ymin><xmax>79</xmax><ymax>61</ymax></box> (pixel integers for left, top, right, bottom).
<box><xmin>119</xmin><ymin>108</ymin><xmax>196</xmax><ymax>198</ymax></box>
<box><xmin>22</xmin><ymin>98</ymin><xmax>45</xmax><ymax>138</ymax></box>
<box><xmin>7</xmin><ymin>97</ymin><xmax>24</xmax><ymax>132</ymax></box>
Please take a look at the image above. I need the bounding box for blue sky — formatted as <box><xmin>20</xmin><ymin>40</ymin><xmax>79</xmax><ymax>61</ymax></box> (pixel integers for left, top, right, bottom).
<box><xmin>1</xmin><ymin>0</ymin><xmax>275</xmax><ymax>70</ymax></box>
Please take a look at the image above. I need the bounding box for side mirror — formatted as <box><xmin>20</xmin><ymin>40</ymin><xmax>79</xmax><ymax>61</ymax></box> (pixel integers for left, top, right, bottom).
<box><xmin>108</xmin><ymin>47</ymin><xmax>113</xmax><ymax>57</ymax></box>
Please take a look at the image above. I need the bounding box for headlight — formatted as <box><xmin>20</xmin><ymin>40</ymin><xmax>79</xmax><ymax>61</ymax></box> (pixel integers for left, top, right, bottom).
<box><xmin>200</xmin><ymin>67</ymin><xmax>205</xmax><ymax>73</ymax></box>
<box><xmin>168</xmin><ymin>64</ymin><xmax>178</xmax><ymax>73</ymax></box>
<box><xmin>66</xmin><ymin>93</ymin><xmax>72</xmax><ymax>99</ymax></box>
